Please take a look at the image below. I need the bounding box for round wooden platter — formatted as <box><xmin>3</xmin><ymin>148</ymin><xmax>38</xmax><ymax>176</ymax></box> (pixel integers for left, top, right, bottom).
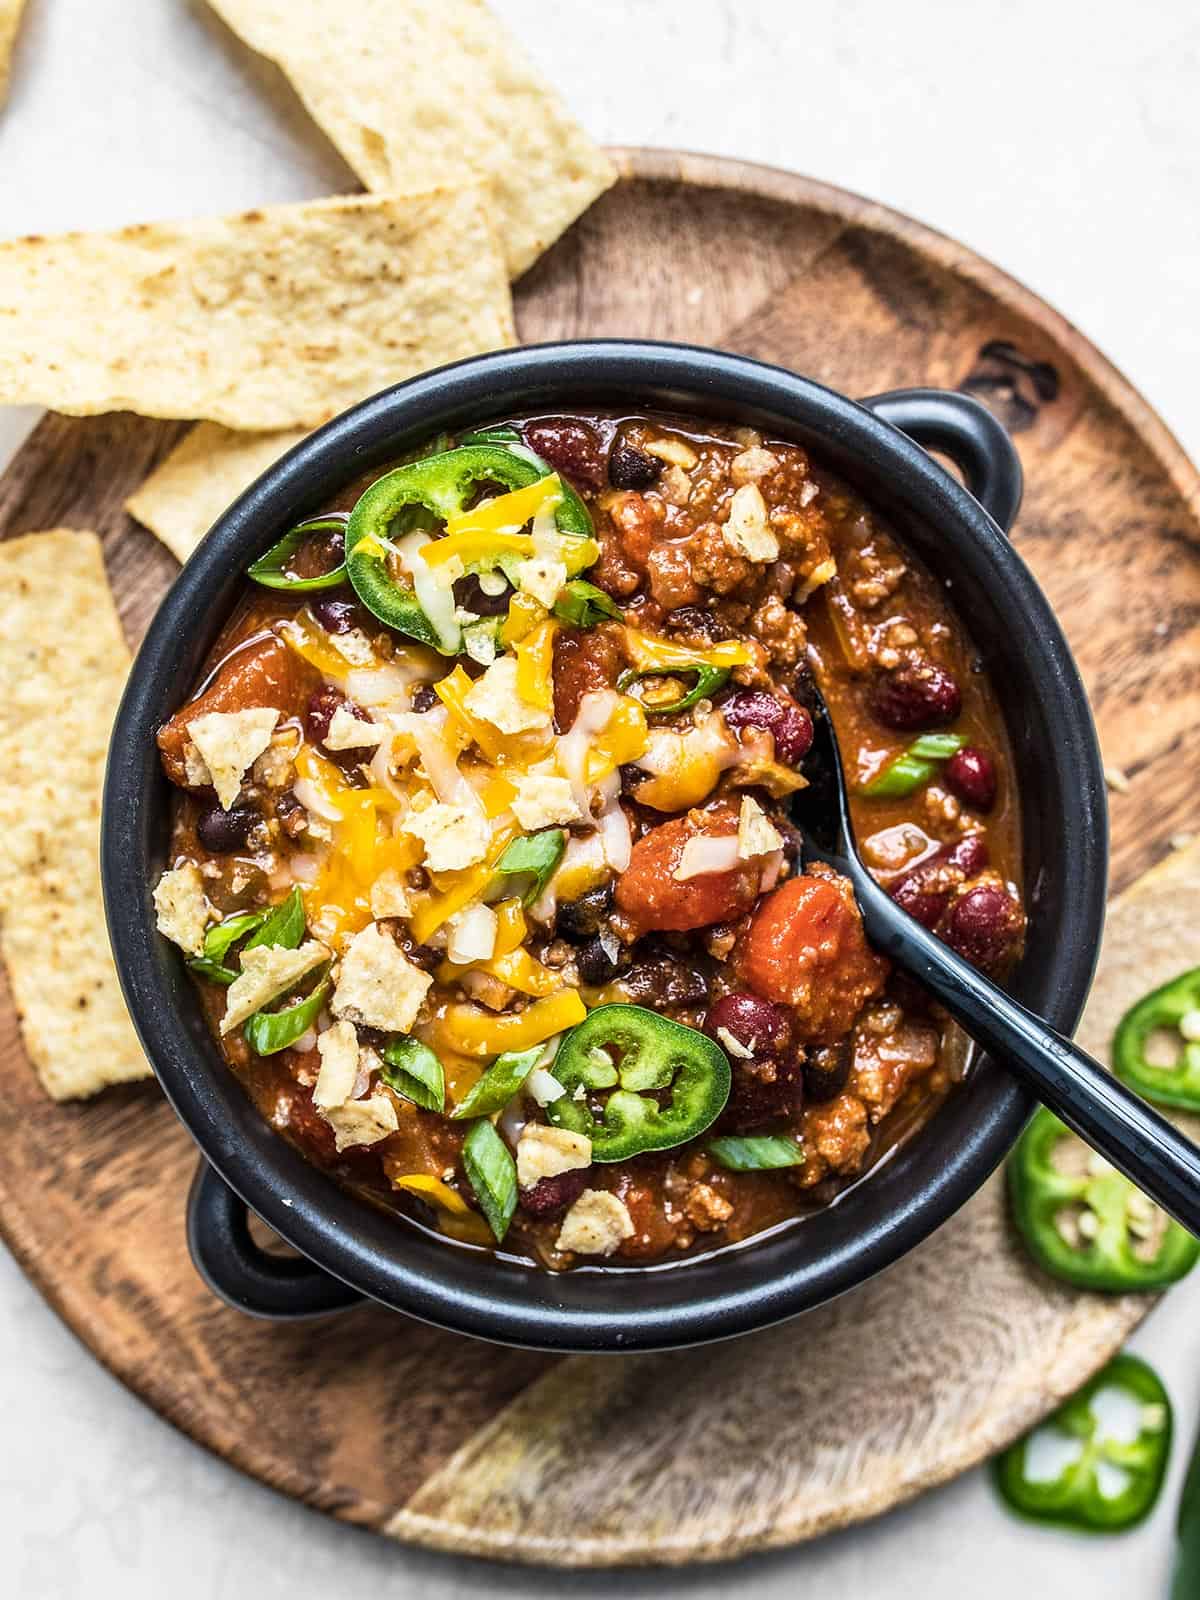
<box><xmin>0</xmin><ymin>148</ymin><xmax>1198</xmax><ymax>1568</ymax></box>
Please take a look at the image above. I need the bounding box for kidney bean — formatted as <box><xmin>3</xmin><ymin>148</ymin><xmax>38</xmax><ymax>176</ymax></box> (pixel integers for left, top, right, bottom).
<box><xmin>944</xmin><ymin>882</ymin><xmax>1024</xmax><ymax>971</ymax></box>
<box><xmin>519</xmin><ymin>1166</ymin><xmax>590</xmax><ymax>1220</ymax></box>
<box><xmin>523</xmin><ymin>419</ymin><xmax>606</xmax><ymax>488</ymax></box>
<box><xmin>889</xmin><ymin>833</ymin><xmax>991</xmax><ymax>928</ymax></box>
<box><xmin>723</xmin><ymin>1053</ymin><xmax>805</xmax><ymax>1133</ymax></box>
<box><xmin>410</xmin><ymin>683</ymin><xmax>438</xmax><ymax>713</ymax></box>
<box><xmin>946</xmin><ymin>832</ymin><xmax>989</xmax><ymax>877</ymax></box>
<box><xmin>871</xmin><ymin>661</ymin><xmax>962</xmax><ymax>730</ymax></box>
<box><xmin>705</xmin><ymin>993</ymin><xmax>791</xmax><ymax>1056</ymax></box>
<box><xmin>608</xmin><ymin>441</ymin><xmax>662</xmax><ymax>491</ymax></box>
<box><xmin>720</xmin><ymin>690</ymin><xmax>814</xmax><ymax>765</ymax></box>
<box><xmin>704</xmin><ymin>995</ymin><xmax>801</xmax><ymax>1131</ymax></box>
<box><xmin>891</xmin><ymin>873</ymin><xmax>952</xmax><ymax>930</ymax></box>
<box><xmin>305</xmin><ymin>683</ymin><xmax>344</xmax><ymax>744</ymax></box>
<box><xmin>309</xmin><ymin>595</ymin><xmax>367</xmax><ymax>634</ymax></box>
<box><xmin>944</xmin><ymin>746</ymin><xmax>997</xmax><ymax>811</ymax></box>
<box><xmin>197</xmin><ymin>804</ymin><xmax>257</xmax><ymax>854</ymax></box>
<box><xmin>804</xmin><ymin>1038</ymin><xmax>853</xmax><ymax>1103</ymax></box>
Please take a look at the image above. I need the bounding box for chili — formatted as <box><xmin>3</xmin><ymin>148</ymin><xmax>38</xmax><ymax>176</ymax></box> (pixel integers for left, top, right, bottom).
<box><xmin>1008</xmin><ymin>1107</ymin><xmax>1200</xmax><ymax>1291</ymax></box>
<box><xmin>993</xmin><ymin>1353</ymin><xmax>1172</xmax><ymax>1531</ymax></box>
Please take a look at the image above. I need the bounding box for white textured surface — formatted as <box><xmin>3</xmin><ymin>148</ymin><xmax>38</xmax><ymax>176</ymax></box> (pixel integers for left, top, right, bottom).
<box><xmin>2</xmin><ymin>0</ymin><xmax>1199</xmax><ymax>1593</ymax></box>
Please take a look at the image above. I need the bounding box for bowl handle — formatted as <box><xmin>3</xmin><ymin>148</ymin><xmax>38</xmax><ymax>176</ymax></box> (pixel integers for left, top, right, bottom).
<box><xmin>186</xmin><ymin>1160</ymin><xmax>361</xmax><ymax>1320</ymax></box>
<box><xmin>861</xmin><ymin>388</ymin><xmax>1023</xmax><ymax>535</ymax></box>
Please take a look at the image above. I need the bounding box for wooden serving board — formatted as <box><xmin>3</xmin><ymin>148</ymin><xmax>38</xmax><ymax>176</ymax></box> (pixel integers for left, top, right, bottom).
<box><xmin>0</xmin><ymin>149</ymin><xmax>1197</xmax><ymax>1567</ymax></box>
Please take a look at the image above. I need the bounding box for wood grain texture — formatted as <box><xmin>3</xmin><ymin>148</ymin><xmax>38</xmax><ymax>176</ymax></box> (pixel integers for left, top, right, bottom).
<box><xmin>0</xmin><ymin>149</ymin><xmax>1196</xmax><ymax>1566</ymax></box>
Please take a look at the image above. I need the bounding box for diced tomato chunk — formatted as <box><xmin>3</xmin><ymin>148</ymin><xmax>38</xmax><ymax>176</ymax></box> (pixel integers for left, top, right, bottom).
<box><xmin>736</xmin><ymin>870</ymin><xmax>888</xmax><ymax>1043</ymax></box>
<box><xmin>158</xmin><ymin>635</ymin><xmax>319</xmax><ymax>788</ymax></box>
<box><xmin>615</xmin><ymin>802</ymin><xmax>762</xmax><ymax>936</ymax></box>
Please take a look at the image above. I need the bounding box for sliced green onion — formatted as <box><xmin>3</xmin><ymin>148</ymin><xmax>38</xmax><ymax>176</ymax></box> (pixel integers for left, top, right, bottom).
<box><xmin>618</xmin><ymin>663</ymin><xmax>731</xmax><ymax>716</ymax></box>
<box><xmin>459</xmin><ymin>426</ymin><xmax>522</xmax><ymax>447</ymax></box>
<box><xmin>553</xmin><ymin>579</ymin><xmax>624</xmax><ymax>629</ymax></box>
<box><xmin>492</xmin><ymin>829</ymin><xmax>566</xmax><ymax>907</ymax></box>
<box><xmin>248</xmin><ymin>516</ymin><xmax>349</xmax><ymax>592</ymax></box>
<box><xmin>202</xmin><ymin>907</ymin><xmax>270</xmax><ymax>964</ymax></box>
<box><xmin>243</xmin><ymin>976</ymin><xmax>329</xmax><ymax>1056</ymax></box>
<box><xmin>450</xmin><ymin>1046</ymin><xmax>542</xmax><ymax>1121</ymax></box>
<box><xmin>908</xmin><ymin>733</ymin><xmax>966</xmax><ymax>759</ymax></box>
<box><xmin>381</xmin><ymin>1037</ymin><xmax>446</xmax><ymax>1113</ymax></box>
<box><xmin>242</xmin><ymin>887</ymin><xmax>306</xmax><ymax>953</ymax></box>
<box><xmin>708</xmin><ymin>1134</ymin><xmax>806</xmax><ymax>1171</ymax></box>
<box><xmin>187</xmin><ymin>956</ymin><xmax>238</xmax><ymax>987</ymax></box>
<box><xmin>462</xmin><ymin>1119</ymin><xmax>518</xmax><ymax>1243</ymax></box>
<box><xmin>862</xmin><ymin>732</ymin><xmax>966</xmax><ymax>798</ymax></box>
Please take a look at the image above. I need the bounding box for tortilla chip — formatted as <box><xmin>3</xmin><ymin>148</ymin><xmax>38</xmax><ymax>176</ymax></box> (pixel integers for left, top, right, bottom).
<box><xmin>127</xmin><ymin>423</ymin><xmax>308</xmax><ymax>563</ymax></box>
<box><xmin>0</xmin><ymin>0</ymin><xmax>26</xmax><ymax>105</ymax></box>
<box><xmin>0</xmin><ymin>186</ymin><xmax>514</xmax><ymax>429</ymax></box>
<box><xmin>205</xmin><ymin>0</ymin><xmax>616</xmax><ymax>278</ymax></box>
<box><xmin>0</xmin><ymin>530</ymin><xmax>151</xmax><ymax>1099</ymax></box>
<box><xmin>1076</xmin><ymin>839</ymin><xmax>1200</xmax><ymax>1066</ymax></box>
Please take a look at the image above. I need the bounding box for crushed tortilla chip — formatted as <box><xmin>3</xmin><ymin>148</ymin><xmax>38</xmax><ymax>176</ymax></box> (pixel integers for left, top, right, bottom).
<box><xmin>0</xmin><ymin>186</ymin><xmax>514</xmax><ymax>430</ymax></box>
<box><xmin>205</xmin><ymin>0</ymin><xmax>615</xmax><ymax>278</ymax></box>
<box><xmin>0</xmin><ymin>530</ymin><xmax>151</xmax><ymax>1099</ymax></box>
<box><xmin>0</xmin><ymin>0</ymin><xmax>27</xmax><ymax>104</ymax></box>
<box><xmin>126</xmin><ymin>423</ymin><xmax>309</xmax><ymax>564</ymax></box>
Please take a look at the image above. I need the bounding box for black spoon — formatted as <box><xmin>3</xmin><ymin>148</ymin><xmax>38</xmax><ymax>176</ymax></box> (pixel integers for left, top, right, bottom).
<box><xmin>793</xmin><ymin>695</ymin><xmax>1200</xmax><ymax>1237</ymax></box>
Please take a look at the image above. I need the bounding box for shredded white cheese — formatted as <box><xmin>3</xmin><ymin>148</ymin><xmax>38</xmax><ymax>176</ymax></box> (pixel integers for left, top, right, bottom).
<box><xmin>445</xmin><ymin>902</ymin><xmax>498</xmax><ymax>964</ymax></box>
<box><xmin>673</xmin><ymin>831</ymin><xmax>741</xmax><ymax>882</ymax></box>
<box><xmin>526</xmin><ymin>1067</ymin><xmax>567</xmax><ymax>1106</ymax></box>
<box><xmin>187</xmin><ymin>706</ymin><xmax>280</xmax><ymax>810</ymax></box>
<box><xmin>716</xmin><ymin>1025</ymin><xmax>755</xmax><ymax>1061</ymax></box>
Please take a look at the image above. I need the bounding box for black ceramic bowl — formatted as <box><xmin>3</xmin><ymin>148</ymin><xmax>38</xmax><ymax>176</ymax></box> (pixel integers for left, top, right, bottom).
<box><xmin>102</xmin><ymin>341</ymin><xmax>1107</xmax><ymax>1351</ymax></box>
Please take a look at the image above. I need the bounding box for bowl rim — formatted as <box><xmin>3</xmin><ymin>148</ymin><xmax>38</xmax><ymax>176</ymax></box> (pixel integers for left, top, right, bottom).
<box><xmin>102</xmin><ymin>339</ymin><xmax>1108</xmax><ymax>1350</ymax></box>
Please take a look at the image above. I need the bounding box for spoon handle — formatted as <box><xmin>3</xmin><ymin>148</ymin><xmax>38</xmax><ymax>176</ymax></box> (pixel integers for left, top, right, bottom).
<box><xmin>855</xmin><ymin>874</ymin><xmax>1200</xmax><ymax>1236</ymax></box>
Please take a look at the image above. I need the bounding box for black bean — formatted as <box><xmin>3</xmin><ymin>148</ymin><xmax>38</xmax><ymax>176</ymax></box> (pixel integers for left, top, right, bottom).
<box><xmin>453</xmin><ymin>573</ymin><xmax>511</xmax><ymax>618</ymax></box>
<box><xmin>608</xmin><ymin>442</ymin><xmax>662</xmax><ymax>491</ymax></box>
<box><xmin>576</xmin><ymin>934</ymin><xmax>622</xmax><ymax>985</ymax></box>
<box><xmin>555</xmin><ymin>884</ymin><xmax>614</xmax><ymax>939</ymax></box>
<box><xmin>197</xmin><ymin>804</ymin><xmax>257</xmax><ymax>854</ymax></box>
